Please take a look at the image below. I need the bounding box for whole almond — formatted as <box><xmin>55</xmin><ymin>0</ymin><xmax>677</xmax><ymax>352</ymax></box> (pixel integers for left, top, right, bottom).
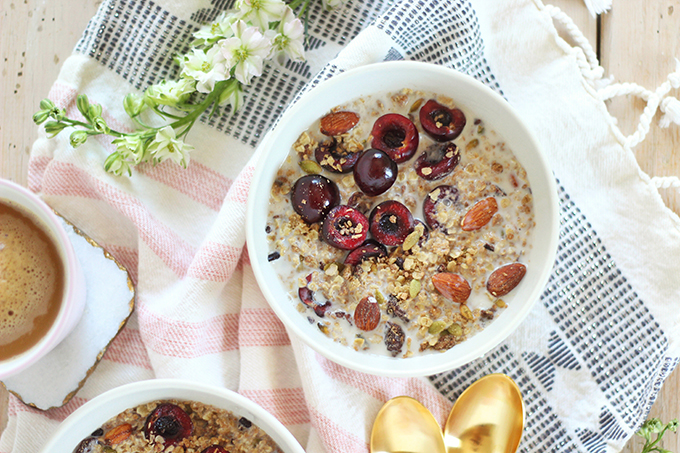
<box><xmin>354</xmin><ymin>296</ymin><xmax>381</xmax><ymax>331</ymax></box>
<box><xmin>320</xmin><ymin>111</ymin><xmax>360</xmax><ymax>136</ymax></box>
<box><xmin>432</xmin><ymin>273</ymin><xmax>471</xmax><ymax>303</ymax></box>
<box><xmin>461</xmin><ymin>197</ymin><xmax>498</xmax><ymax>231</ymax></box>
<box><xmin>486</xmin><ymin>263</ymin><xmax>527</xmax><ymax>297</ymax></box>
<box><xmin>105</xmin><ymin>423</ymin><xmax>133</xmax><ymax>445</ymax></box>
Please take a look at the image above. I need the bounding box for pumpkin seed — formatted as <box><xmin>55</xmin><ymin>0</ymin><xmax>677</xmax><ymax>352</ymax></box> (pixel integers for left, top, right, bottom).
<box><xmin>409</xmin><ymin>279</ymin><xmax>421</xmax><ymax>299</ymax></box>
<box><xmin>448</xmin><ymin>323</ymin><xmax>463</xmax><ymax>337</ymax></box>
<box><xmin>299</xmin><ymin>160</ymin><xmax>323</xmax><ymax>174</ymax></box>
<box><xmin>460</xmin><ymin>304</ymin><xmax>474</xmax><ymax>321</ymax></box>
<box><xmin>428</xmin><ymin>320</ymin><xmax>447</xmax><ymax>335</ymax></box>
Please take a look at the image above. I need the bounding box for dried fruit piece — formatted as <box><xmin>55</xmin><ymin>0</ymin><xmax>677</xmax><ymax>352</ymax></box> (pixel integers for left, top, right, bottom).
<box><xmin>386</xmin><ymin>295</ymin><xmax>410</xmax><ymax>323</ymax></box>
<box><xmin>432</xmin><ymin>273</ymin><xmax>471</xmax><ymax>303</ymax></box>
<box><xmin>423</xmin><ymin>185</ymin><xmax>461</xmax><ymax>231</ymax></box>
<box><xmin>354</xmin><ymin>296</ymin><xmax>381</xmax><ymax>331</ymax></box>
<box><xmin>487</xmin><ymin>263</ymin><xmax>527</xmax><ymax>297</ymax></box>
<box><xmin>461</xmin><ymin>197</ymin><xmax>498</xmax><ymax>231</ymax></box>
<box><xmin>144</xmin><ymin>403</ymin><xmax>194</xmax><ymax>447</ymax></box>
<box><xmin>104</xmin><ymin>423</ymin><xmax>133</xmax><ymax>445</ymax></box>
<box><xmin>320</xmin><ymin>111</ymin><xmax>360</xmax><ymax>136</ymax></box>
<box><xmin>201</xmin><ymin>447</ymin><xmax>229</xmax><ymax>453</ymax></box>
<box><xmin>385</xmin><ymin>322</ymin><xmax>405</xmax><ymax>356</ymax></box>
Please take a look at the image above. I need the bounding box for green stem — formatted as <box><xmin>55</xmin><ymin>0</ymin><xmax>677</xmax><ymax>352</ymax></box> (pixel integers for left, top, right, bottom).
<box><xmin>167</xmin><ymin>79</ymin><xmax>230</xmax><ymax>133</ymax></box>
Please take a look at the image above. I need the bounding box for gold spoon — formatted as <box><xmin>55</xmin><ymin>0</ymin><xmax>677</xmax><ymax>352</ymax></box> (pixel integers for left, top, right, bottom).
<box><xmin>443</xmin><ymin>373</ymin><xmax>524</xmax><ymax>453</ymax></box>
<box><xmin>370</xmin><ymin>396</ymin><xmax>446</xmax><ymax>453</ymax></box>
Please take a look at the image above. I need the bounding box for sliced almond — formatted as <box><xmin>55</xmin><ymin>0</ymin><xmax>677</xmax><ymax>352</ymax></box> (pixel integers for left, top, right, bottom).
<box><xmin>461</xmin><ymin>197</ymin><xmax>498</xmax><ymax>231</ymax></box>
<box><xmin>320</xmin><ymin>111</ymin><xmax>360</xmax><ymax>136</ymax></box>
<box><xmin>486</xmin><ymin>263</ymin><xmax>527</xmax><ymax>297</ymax></box>
<box><xmin>432</xmin><ymin>273</ymin><xmax>471</xmax><ymax>303</ymax></box>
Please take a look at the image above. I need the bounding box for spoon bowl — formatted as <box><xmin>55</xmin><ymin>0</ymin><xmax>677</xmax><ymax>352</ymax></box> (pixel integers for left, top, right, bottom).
<box><xmin>370</xmin><ymin>396</ymin><xmax>446</xmax><ymax>453</ymax></box>
<box><xmin>443</xmin><ymin>374</ymin><xmax>524</xmax><ymax>453</ymax></box>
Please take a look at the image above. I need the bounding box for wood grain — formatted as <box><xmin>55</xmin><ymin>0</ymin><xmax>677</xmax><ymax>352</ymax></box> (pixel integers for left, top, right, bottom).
<box><xmin>1</xmin><ymin>1</ymin><xmax>679</xmax><ymax>452</ymax></box>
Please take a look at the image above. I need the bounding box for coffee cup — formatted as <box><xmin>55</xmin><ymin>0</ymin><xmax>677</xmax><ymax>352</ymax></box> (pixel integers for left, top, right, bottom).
<box><xmin>0</xmin><ymin>179</ymin><xmax>86</xmax><ymax>379</ymax></box>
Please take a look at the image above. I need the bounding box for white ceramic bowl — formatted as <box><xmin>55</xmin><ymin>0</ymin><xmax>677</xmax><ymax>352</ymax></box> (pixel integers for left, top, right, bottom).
<box><xmin>39</xmin><ymin>379</ymin><xmax>305</xmax><ymax>453</ymax></box>
<box><xmin>0</xmin><ymin>179</ymin><xmax>86</xmax><ymax>379</ymax></box>
<box><xmin>246</xmin><ymin>61</ymin><xmax>559</xmax><ymax>377</ymax></box>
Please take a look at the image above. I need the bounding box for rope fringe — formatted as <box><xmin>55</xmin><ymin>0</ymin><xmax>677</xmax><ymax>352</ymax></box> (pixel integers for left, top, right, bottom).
<box><xmin>546</xmin><ymin>4</ymin><xmax>680</xmax><ymax>196</ymax></box>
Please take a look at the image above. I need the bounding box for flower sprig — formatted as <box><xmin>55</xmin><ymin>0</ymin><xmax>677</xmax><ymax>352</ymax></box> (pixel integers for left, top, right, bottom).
<box><xmin>34</xmin><ymin>0</ymin><xmax>347</xmax><ymax>176</ymax></box>
<box><xmin>636</xmin><ymin>418</ymin><xmax>678</xmax><ymax>453</ymax></box>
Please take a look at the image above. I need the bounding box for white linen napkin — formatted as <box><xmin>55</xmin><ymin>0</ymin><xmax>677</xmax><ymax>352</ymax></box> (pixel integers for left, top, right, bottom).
<box><xmin>1</xmin><ymin>1</ymin><xmax>678</xmax><ymax>452</ymax></box>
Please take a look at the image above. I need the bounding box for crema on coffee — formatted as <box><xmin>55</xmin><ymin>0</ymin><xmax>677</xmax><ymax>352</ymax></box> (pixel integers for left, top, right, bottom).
<box><xmin>0</xmin><ymin>200</ymin><xmax>64</xmax><ymax>361</ymax></box>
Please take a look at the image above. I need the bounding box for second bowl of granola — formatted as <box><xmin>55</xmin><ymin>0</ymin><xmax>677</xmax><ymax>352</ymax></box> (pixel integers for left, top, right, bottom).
<box><xmin>246</xmin><ymin>61</ymin><xmax>559</xmax><ymax>377</ymax></box>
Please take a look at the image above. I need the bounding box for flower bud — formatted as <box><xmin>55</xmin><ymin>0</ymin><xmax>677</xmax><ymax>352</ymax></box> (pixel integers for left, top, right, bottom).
<box><xmin>76</xmin><ymin>95</ymin><xmax>91</xmax><ymax>119</ymax></box>
<box><xmin>91</xmin><ymin>117</ymin><xmax>110</xmax><ymax>134</ymax></box>
<box><xmin>43</xmin><ymin>121</ymin><xmax>67</xmax><ymax>137</ymax></box>
<box><xmin>123</xmin><ymin>93</ymin><xmax>147</xmax><ymax>118</ymax></box>
<box><xmin>33</xmin><ymin>110</ymin><xmax>50</xmax><ymax>125</ymax></box>
<box><xmin>88</xmin><ymin>104</ymin><xmax>103</xmax><ymax>119</ymax></box>
<box><xmin>69</xmin><ymin>130</ymin><xmax>89</xmax><ymax>148</ymax></box>
<box><xmin>39</xmin><ymin>99</ymin><xmax>55</xmax><ymax>111</ymax></box>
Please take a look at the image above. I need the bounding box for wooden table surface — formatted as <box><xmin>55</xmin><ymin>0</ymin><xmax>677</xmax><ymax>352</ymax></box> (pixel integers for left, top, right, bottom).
<box><xmin>1</xmin><ymin>0</ymin><xmax>679</xmax><ymax>451</ymax></box>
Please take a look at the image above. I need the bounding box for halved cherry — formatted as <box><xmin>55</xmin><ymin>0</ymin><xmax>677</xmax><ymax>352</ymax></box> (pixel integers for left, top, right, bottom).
<box><xmin>423</xmin><ymin>185</ymin><xmax>461</xmax><ymax>231</ymax></box>
<box><xmin>414</xmin><ymin>142</ymin><xmax>460</xmax><ymax>180</ymax></box>
<box><xmin>291</xmin><ymin>174</ymin><xmax>340</xmax><ymax>223</ymax></box>
<box><xmin>144</xmin><ymin>403</ymin><xmax>193</xmax><ymax>447</ymax></box>
<box><xmin>419</xmin><ymin>99</ymin><xmax>466</xmax><ymax>142</ymax></box>
<box><xmin>321</xmin><ymin>205</ymin><xmax>369</xmax><ymax>250</ymax></box>
<box><xmin>353</xmin><ymin>149</ymin><xmax>398</xmax><ymax>196</ymax></box>
<box><xmin>344</xmin><ymin>239</ymin><xmax>388</xmax><ymax>266</ymax></box>
<box><xmin>370</xmin><ymin>113</ymin><xmax>419</xmax><ymax>163</ymax></box>
<box><xmin>315</xmin><ymin>138</ymin><xmax>361</xmax><ymax>173</ymax></box>
<box><xmin>369</xmin><ymin>200</ymin><xmax>415</xmax><ymax>246</ymax></box>
<box><xmin>299</xmin><ymin>274</ymin><xmax>331</xmax><ymax>317</ymax></box>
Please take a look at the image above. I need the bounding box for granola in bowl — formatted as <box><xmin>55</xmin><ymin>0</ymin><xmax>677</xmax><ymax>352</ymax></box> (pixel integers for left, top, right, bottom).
<box><xmin>266</xmin><ymin>88</ymin><xmax>535</xmax><ymax>358</ymax></box>
<box><xmin>72</xmin><ymin>399</ymin><xmax>283</xmax><ymax>453</ymax></box>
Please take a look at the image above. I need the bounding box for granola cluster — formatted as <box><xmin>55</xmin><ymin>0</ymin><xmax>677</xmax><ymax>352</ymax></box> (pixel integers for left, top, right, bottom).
<box><xmin>267</xmin><ymin>89</ymin><xmax>535</xmax><ymax>358</ymax></box>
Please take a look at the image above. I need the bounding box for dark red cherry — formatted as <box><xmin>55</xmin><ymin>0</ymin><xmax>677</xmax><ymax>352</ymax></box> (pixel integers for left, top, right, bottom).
<box><xmin>144</xmin><ymin>403</ymin><xmax>193</xmax><ymax>446</ymax></box>
<box><xmin>344</xmin><ymin>239</ymin><xmax>388</xmax><ymax>266</ymax></box>
<box><xmin>369</xmin><ymin>200</ymin><xmax>415</xmax><ymax>246</ymax></box>
<box><xmin>423</xmin><ymin>185</ymin><xmax>461</xmax><ymax>231</ymax></box>
<box><xmin>201</xmin><ymin>447</ymin><xmax>228</xmax><ymax>453</ymax></box>
<box><xmin>370</xmin><ymin>114</ymin><xmax>419</xmax><ymax>163</ymax></box>
<box><xmin>315</xmin><ymin>138</ymin><xmax>361</xmax><ymax>173</ymax></box>
<box><xmin>419</xmin><ymin>99</ymin><xmax>466</xmax><ymax>142</ymax></box>
<box><xmin>73</xmin><ymin>436</ymin><xmax>101</xmax><ymax>453</ymax></box>
<box><xmin>414</xmin><ymin>142</ymin><xmax>460</xmax><ymax>180</ymax></box>
<box><xmin>353</xmin><ymin>149</ymin><xmax>398</xmax><ymax>196</ymax></box>
<box><xmin>291</xmin><ymin>174</ymin><xmax>340</xmax><ymax>223</ymax></box>
<box><xmin>298</xmin><ymin>274</ymin><xmax>331</xmax><ymax>317</ymax></box>
<box><xmin>321</xmin><ymin>205</ymin><xmax>369</xmax><ymax>250</ymax></box>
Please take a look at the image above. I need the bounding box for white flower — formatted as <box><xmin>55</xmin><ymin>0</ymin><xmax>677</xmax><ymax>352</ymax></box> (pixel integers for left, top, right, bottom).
<box><xmin>271</xmin><ymin>8</ymin><xmax>305</xmax><ymax>64</ymax></box>
<box><xmin>193</xmin><ymin>11</ymin><xmax>238</xmax><ymax>43</ymax></box>
<box><xmin>112</xmin><ymin>135</ymin><xmax>146</xmax><ymax>164</ymax></box>
<box><xmin>145</xmin><ymin>78</ymin><xmax>196</xmax><ymax>107</ymax></box>
<box><xmin>181</xmin><ymin>46</ymin><xmax>229</xmax><ymax>94</ymax></box>
<box><xmin>147</xmin><ymin>126</ymin><xmax>194</xmax><ymax>168</ymax></box>
<box><xmin>220</xmin><ymin>20</ymin><xmax>273</xmax><ymax>85</ymax></box>
<box><xmin>322</xmin><ymin>0</ymin><xmax>347</xmax><ymax>10</ymax></box>
<box><xmin>235</xmin><ymin>0</ymin><xmax>286</xmax><ymax>29</ymax></box>
<box><xmin>104</xmin><ymin>152</ymin><xmax>133</xmax><ymax>176</ymax></box>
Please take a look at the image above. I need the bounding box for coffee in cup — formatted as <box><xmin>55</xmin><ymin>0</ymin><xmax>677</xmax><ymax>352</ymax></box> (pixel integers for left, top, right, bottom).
<box><xmin>0</xmin><ymin>200</ymin><xmax>65</xmax><ymax>360</ymax></box>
